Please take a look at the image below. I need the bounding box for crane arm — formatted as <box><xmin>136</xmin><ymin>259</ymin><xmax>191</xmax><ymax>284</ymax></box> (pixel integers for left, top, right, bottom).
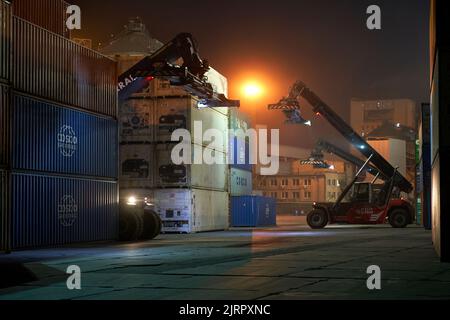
<box><xmin>270</xmin><ymin>81</ymin><xmax>413</xmax><ymax>193</ymax></box>
<box><xmin>316</xmin><ymin>140</ymin><xmax>382</xmax><ymax>178</ymax></box>
<box><xmin>117</xmin><ymin>33</ymin><xmax>239</xmax><ymax>108</ymax></box>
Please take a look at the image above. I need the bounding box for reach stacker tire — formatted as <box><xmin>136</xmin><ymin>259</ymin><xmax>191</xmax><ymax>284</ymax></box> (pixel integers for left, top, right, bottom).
<box><xmin>307</xmin><ymin>209</ymin><xmax>329</xmax><ymax>229</ymax></box>
<box><xmin>389</xmin><ymin>209</ymin><xmax>410</xmax><ymax>229</ymax></box>
<box><xmin>119</xmin><ymin>204</ymin><xmax>145</xmax><ymax>241</ymax></box>
<box><xmin>141</xmin><ymin>210</ymin><xmax>162</xmax><ymax>240</ymax></box>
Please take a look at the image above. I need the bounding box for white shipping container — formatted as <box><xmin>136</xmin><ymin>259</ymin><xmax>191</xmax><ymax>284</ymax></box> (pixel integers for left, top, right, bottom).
<box><xmin>120</xmin><ymin>143</ymin><xmax>154</xmax><ymax>189</ymax></box>
<box><xmin>154</xmin><ymin>188</ymin><xmax>229</xmax><ymax>233</ymax></box>
<box><xmin>119</xmin><ymin>98</ymin><xmax>154</xmax><ymax>143</ymax></box>
<box><xmin>205</xmin><ymin>67</ymin><xmax>229</xmax><ymax>116</ymax></box>
<box><xmin>155</xmin><ymin>97</ymin><xmax>229</xmax><ymax>151</ymax></box>
<box><xmin>155</xmin><ymin>143</ymin><xmax>228</xmax><ymax>191</ymax></box>
<box><xmin>149</xmin><ymin>78</ymin><xmax>188</xmax><ymax>98</ymax></box>
<box><xmin>230</xmin><ymin>168</ymin><xmax>253</xmax><ymax>196</ymax></box>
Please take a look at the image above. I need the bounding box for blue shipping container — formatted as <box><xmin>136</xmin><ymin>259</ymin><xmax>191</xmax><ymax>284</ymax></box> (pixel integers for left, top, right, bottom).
<box><xmin>229</xmin><ymin>137</ymin><xmax>252</xmax><ymax>172</ymax></box>
<box><xmin>231</xmin><ymin>196</ymin><xmax>277</xmax><ymax>227</ymax></box>
<box><xmin>11</xmin><ymin>172</ymin><xmax>118</xmax><ymax>249</ymax></box>
<box><xmin>12</xmin><ymin>94</ymin><xmax>118</xmax><ymax>178</ymax></box>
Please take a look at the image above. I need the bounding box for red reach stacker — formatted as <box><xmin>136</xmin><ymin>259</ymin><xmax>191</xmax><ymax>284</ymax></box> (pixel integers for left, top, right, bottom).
<box><xmin>269</xmin><ymin>81</ymin><xmax>414</xmax><ymax>229</ymax></box>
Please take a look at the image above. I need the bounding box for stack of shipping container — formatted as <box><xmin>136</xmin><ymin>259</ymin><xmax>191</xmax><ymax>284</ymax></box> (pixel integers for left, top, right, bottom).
<box><xmin>229</xmin><ymin>110</ymin><xmax>277</xmax><ymax>228</ymax></box>
<box><xmin>416</xmin><ymin>103</ymin><xmax>431</xmax><ymax>229</ymax></box>
<box><xmin>118</xmin><ymin>76</ymin><xmax>231</xmax><ymax>233</ymax></box>
<box><xmin>1</xmin><ymin>0</ymin><xmax>119</xmax><ymax>250</ymax></box>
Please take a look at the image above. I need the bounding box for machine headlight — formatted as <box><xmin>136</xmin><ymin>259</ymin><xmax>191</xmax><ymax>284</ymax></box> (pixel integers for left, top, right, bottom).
<box><xmin>127</xmin><ymin>196</ymin><xmax>138</xmax><ymax>206</ymax></box>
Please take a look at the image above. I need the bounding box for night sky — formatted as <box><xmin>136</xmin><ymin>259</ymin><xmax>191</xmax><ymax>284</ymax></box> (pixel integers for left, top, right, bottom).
<box><xmin>72</xmin><ymin>0</ymin><xmax>430</xmax><ymax>148</ymax></box>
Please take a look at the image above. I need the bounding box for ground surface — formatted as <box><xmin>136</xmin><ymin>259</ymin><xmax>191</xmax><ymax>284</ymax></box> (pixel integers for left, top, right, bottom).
<box><xmin>0</xmin><ymin>216</ymin><xmax>449</xmax><ymax>300</ymax></box>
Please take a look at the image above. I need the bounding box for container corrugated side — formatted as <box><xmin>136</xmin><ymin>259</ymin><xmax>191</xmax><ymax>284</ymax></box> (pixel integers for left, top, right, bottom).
<box><xmin>120</xmin><ymin>143</ymin><xmax>154</xmax><ymax>189</ymax></box>
<box><xmin>230</xmin><ymin>168</ymin><xmax>253</xmax><ymax>196</ymax></box>
<box><xmin>231</xmin><ymin>196</ymin><xmax>277</xmax><ymax>227</ymax></box>
<box><xmin>155</xmin><ymin>97</ymin><xmax>229</xmax><ymax>152</ymax></box>
<box><xmin>12</xmin><ymin>94</ymin><xmax>118</xmax><ymax>179</ymax></box>
<box><xmin>12</xmin><ymin>17</ymin><xmax>117</xmax><ymax>118</ymax></box>
<box><xmin>154</xmin><ymin>188</ymin><xmax>229</xmax><ymax>233</ymax></box>
<box><xmin>120</xmin><ymin>98</ymin><xmax>154</xmax><ymax>143</ymax></box>
<box><xmin>0</xmin><ymin>84</ymin><xmax>10</xmax><ymax>168</ymax></box>
<box><xmin>0</xmin><ymin>169</ymin><xmax>11</xmax><ymax>251</ymax></box>
<box><xmin>0</xmin><ymin>0</ymin><xmax>11</xmax><ymax>82</ymax></box>
<box><xmin>11</xmin><ymin>172</ymin><xmax>118</xmax><ymax>249</ymax></box>
<box><xmin>12</xmin><ymin>0</ymin><xmax>70</xmax><ymax>38</ymax></box>
<box><xmin>155</xmin><ymin>143</ymin><xmax>228</xmax><ymax>191</ymax></box>
<box><xmin>230</xmin><ymin>137</ymin><xmax>252</xmax><ymax>172</ymax></box>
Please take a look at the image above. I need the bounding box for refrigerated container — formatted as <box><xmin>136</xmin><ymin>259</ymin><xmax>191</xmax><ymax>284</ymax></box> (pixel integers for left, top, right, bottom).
<box><xmin>0</xmin><ymin>0</ymin><xmax>11</xmax><ymax>83</ymax></box>
<box><xmin>12</xmin><ymin>0</ymin><xmax>70</xmax><ymax>38</ymax></box>
<box><xmin>155</xmin><ymin>96</ymin><xmax>229</xmax><ymax>151</ymax></box>
<box><xmin>230</xmin><ymin>168</ymin><xmax>253</xmax><ymax>196</ymax></box>
<box><xmin>155</xmin><ymin>143</ymin><xmax>228</xmax><ymax>191</ymax></box>
<box><xmin>12</xmin><ymin>17</ymin><xmax>117</xmax><ymax>117</ymax></box>
<box><xmin>231</xmin><ymin>196</ymin><xmax>277</xmax><ymax>228</ymax></box>
<box><xmin>120</xmin><ymin>143</ymin><xmax>154</xmax><ymax>189</ymax></box>
<box><xmin>154</xmin><ymin>188</ymin><xmax>229</xmax><ymax>233</ymax></box>
<box><xmin>10</xmin><ymin>94</ymin><xmax>118</xmax><ymax>178</ymax></box>
<box><xmin>120</xmin><ymin>98</ymin><xmax>154</xmax><ymax>143</ymax></box>
<box><xmin>8</xmin><ymin>172</ymin><xmax>118</xmax><ymax>249</ymax></box>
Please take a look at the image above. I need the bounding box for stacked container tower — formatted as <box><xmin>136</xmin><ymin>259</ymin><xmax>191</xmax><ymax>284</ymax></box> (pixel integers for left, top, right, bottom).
<box><xmin>101</xmin><ymin>19</ymin><xmax>231</xmax><ymax>234</ymax></box>
<box><xmin>1</xmin><ymin>0</ymin><xmax>119</xmax><ymax>250</ymax></box>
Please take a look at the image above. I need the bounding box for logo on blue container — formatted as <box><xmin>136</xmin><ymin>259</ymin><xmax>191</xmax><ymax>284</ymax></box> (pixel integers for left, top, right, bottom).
<box><xmin>58</xmin><ymin>195</ymin><xmax>79</xmax><ymax>227</ymax></box>
<box><xmin>58</xmin><ymin>125</ymin><xmax>78</xmax><ymax>157</ymax></box>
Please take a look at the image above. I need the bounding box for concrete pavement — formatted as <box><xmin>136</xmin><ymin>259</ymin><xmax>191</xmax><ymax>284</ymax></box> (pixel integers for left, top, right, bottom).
<box><xmin>0</xmin><ymin>217</ymin><xmax>449</xmax><ymax>300</ymax></box>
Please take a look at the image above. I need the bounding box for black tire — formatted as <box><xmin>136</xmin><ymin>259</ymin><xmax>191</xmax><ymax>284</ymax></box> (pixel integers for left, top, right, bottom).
<box><xmin>389</xmin><ymin>209</ymin><xmax>410</xmax><ymax>228</ymax></box>
<box><xmin>119</xmin><ymin>205</ymin><xmax>144</xmax><ymax>241</ymax></box>
<box><xmin>140</xmin><ymin>210</ymin><xmax>161</xmax><ymax>240</ymax></box>
<box><xmin>307</xmin><ymin>209</ymin><xmax>329</xmax><ymax>229</ymax></box>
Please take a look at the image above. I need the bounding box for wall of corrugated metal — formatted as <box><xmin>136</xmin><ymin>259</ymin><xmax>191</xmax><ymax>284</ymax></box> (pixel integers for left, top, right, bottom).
<box><xmin>0</xmin><ymin>169</ymin><xmax>11</xmax><ymax>251</ymax></box>
<box><xmin>11</xmin><ymin>173</ymin><xmax>118</xmax><ymax>249</ymax></box>
<box><xmin>0</xmin><ymin>84</ymin><xmax>10</xmax><ymax>168</ymax></box>
<box><xmin>0</xmin><ymin>0</ymin><xmax>11</xmax><ymax>83</ymax></box>
<box><xmin>12</xmin><ymin>17</ymin><xmax>117</xmax><ymax>118</ymax></box>
<box><xmin>12</xmin><ymin>0</ymin><xmax>70</xmax><ymax>38</ymax></box>
<box><xmin>230</xmin><ymin>168</ymin><xmax>253</xmax><ymax>196</ymax></box>
<box><xmin>231</xmin><ymin>196</ymin><xmax>277</xmax><ymax>228</ymax></box>
<box><xmin>11</xmin><ymin>94</ymin><xmax>118</xmax><ymax>178</ymax></box>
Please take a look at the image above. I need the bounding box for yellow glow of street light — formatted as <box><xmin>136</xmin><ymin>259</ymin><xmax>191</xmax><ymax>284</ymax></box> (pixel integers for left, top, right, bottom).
<box><xmin>243</xmin><ymin>83</ymin><xmax>263</xmax><ymax>98</ymax></box>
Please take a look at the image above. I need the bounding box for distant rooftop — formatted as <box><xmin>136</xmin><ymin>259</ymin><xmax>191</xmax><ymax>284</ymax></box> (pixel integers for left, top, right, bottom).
<box><xmin>100</xmin><ymin>17</ymin><xmax>163</xmax><ymax>56</ymax></box>
<box><xmin>367</xmin><ymin>121</ymin><xmax>416</xmax><ymax>141</ymax></box>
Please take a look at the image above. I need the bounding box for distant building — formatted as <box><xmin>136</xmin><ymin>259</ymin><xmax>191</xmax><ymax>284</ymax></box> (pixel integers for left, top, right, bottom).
<box><xmin>350</xmin><ymin>98</ymin><xmax>417</xmax><ymax>191</ymax></box>
<box><xmin>350</xmin><ymin>99</ymin><xmax>417</xmax><ymax>138</ymax></box>
<box><xmin>100</xmin><ymin>17</ymin><xmax>163</xmax><ymax>75</ymax></box>
<box><xmin>254</xmin><ymin>145</ymin><xmax>350</xmax><ymax>215</ymax></box>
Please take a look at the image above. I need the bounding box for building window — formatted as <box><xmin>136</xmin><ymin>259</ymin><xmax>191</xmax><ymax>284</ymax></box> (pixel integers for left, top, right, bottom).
<box><xmin>159</xmin><ymin>81</ymin><xmax>171</xmax><ymax>89</ymax></box>
<box><xmin>293</xmin><ymin>179</ymin><xmax>300</xmax><ymax>186</ymax></box>
<box><xmin>281</xmin><ymin>179</ymin><xmax>289</xmax><ymax>186</ymax></box>
<box><xmin>271</xmin><ymin>179</ymin><xmax>278</xmax><ymax>186</ymax></box>
<box><xmin>304</xmin><ymin>179</ymin><xmax>312</xmax><ymax>186</ymax></box>
<box><xmin>333</xmin><ymin>179</ymin><xmax>337</xmax><ymax>186</ymax></box>
<box><xmin>282</xmin><ymin>192</ymin><xmax>289</xmax><ymax>199</ymax></box>
<box><xmin>304</xmin><ymin>192</ymin><xmax>312</xmax><ymax>199</ymax></box>
<box><xmin>293</xmin><ymin>192</ymin><xmax>300</xmax><ymax>199</ymax></box>
<box><xmin>271</xmin><ymin>192</ymin><xmax>278</xmax><ymax>198</ymax></box>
